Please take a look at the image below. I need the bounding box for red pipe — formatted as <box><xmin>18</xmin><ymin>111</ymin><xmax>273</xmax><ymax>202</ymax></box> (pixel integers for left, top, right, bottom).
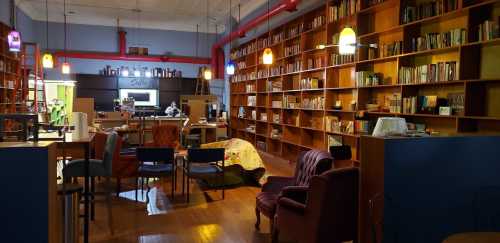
<box><xmin>211</xmin><ymin>0</ymin><xmax>299</xmax><ymax>78</ymax></box>
<box><xmin>54</xmin><ymin>30</ymin><xmax>210</xmax><ymax>65</ymax></box>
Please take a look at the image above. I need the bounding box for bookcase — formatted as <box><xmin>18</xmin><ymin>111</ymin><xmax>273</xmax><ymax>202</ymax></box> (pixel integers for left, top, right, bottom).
<box><xmin>230</xmin><ymin>0</ymin><xmax>500</xmax><ymax>164</ymax></box>
<box><xmin>0</xmin><ymin>22</ymin><xmax>22</xmax><ymax>114</ymax></box>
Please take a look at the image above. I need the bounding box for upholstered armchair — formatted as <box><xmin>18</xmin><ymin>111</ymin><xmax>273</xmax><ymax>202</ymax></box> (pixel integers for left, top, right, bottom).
<box><xmin>255</xmin><ymin>149</ymin><xmax>333</xmax><ymax>231</ymax></box>
<box><xmin>272</xmin><ymin>168</ymin><xmax>359</xmax><ymax>243</ymax></box>
<box><xmin>145</xmin><ymin>124</ymin><xmax>180</xmax><ymax>149</ymax></box>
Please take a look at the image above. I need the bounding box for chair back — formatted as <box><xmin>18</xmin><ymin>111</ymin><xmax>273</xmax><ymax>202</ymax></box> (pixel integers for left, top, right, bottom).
<box><xmin>152</xmin><ymin>124</ymin><xmax>179</xmax><ymax>148</ymax></box>
<box><xmin>294</xmin><ymin>150</ymin><xmax>333</xmax><ymax>187</ymax></box>
<box><xmin>329</xmin><ymin>145</ymin><xmax>352</xmax><ymax>161</ymax></box>
<box><xmin>187</xmin><ymin>148</ymin><xmax>225</xmax><ymax>164</ymax></box>
<box><xmin>94</xmin><ymin>132</ymin><xmax>108</xmax><ymax>160</ymax></box>
<box><xmin>136</xmin><ymin>147</ymin><xmax>175</xmax><ymax>164</ymax></box>
<box><xmin>305</xmin><ymin>168</ymin><xmax>359</xmax><ymax>243</ymax></box>
<box><xmin>102</xmin><ymin>132</ymin><xmax>118</xmax><ymax>175</ymax></box>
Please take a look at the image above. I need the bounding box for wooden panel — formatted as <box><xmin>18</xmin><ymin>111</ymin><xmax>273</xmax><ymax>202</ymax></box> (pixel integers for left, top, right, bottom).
<box><xmin>73</xmin><ymin>97</ymin><xmax>95</xmax><ymax>125</ymax></box>
<box><xmin>76</xmin><ymin>74</ymin><xmax>117</xmax><ymax>90</ymax></box>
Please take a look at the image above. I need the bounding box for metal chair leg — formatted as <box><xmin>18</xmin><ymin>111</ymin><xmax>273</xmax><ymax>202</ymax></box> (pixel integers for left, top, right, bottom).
<box><xmin>91</xmin><ymin>177</ymin><xmax>95</xmax><ymax>221</ymax></box>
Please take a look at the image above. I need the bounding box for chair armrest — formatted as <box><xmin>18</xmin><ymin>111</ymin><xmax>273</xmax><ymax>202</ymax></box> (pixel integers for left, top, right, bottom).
<box><xmin>279</xmin><ymin>186</ymin><xmax>308</xmax><ymax>204</ymax></box>
<box><xmin>262</xmin><ymin>176</ymin><xmax>294</xmax><ymax>194</ymax></box>
<box><xmin>278</xmin><ymin>197</ymin><xmax>306</xmax><ymax>215</ymax></box>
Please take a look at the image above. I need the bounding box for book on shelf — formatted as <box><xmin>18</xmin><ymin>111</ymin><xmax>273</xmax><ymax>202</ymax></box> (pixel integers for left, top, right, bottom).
<box><xmin>308</xmin><ymin>15</ymin><xmax>326</xmax><ymax>30</ymax></box>
<box><xmin>306</xmin><ymin>57</ymin><xmax>326</xmax><ymax>69</ymax></box>
<box><xmin>327</xmin><ymin>134</ymin><xmax>343</xmax><ymax>147</ymax></box>
<box><xmin>288</xmin><ymin>23</ymin><xmax>304</xmax><ymax>38</ymax></box>
<box><xmin>284</xmin><ymin>43</ymin><xmax>301</xmax><ymax>57</ymax></box>
<box><xmin>246</xmin><ymin>84</ymin><xmax>256</xmax><ymax>93</ymax></box>
<box><xmin>447</xmin><ymin>92</ymin><xmax>464</xmax><ymax>115</ymax></box>
<box><xmin>398</xmin><ymin>61</ymin><xmax>458</xmax><ymax>84</ymax></box>
<box><xmin>251</xmin><ymin>110</ymin><xmax>257</xmax><ymax>120</ymax></box>
<box><xmin>272</xmin><ymin>113</ymin><xmax>281</xmax><ymax>123</ymax></box>
<box><xmin>381</xmin><ymin>93</ymin><xmax>401</xmax><ymax>113</ymax></box>
<box><xmin>260</xmin><ymin>113</ymin><xmax>268</xmax><ymax>121</ymax></box>
<box><xmin>268</xmin><ymin>80</ymin><xmax>283</xmax><ymax>92</ymax></box>
<box><xmin>478</xmin><ymin>19</ymin><xmax>500</xmax><ymax>42</ymax></box>
<box><xmin>284</xmin><ymin>95</ymin><xmax>300</xmax><ymax>108</ymax></box>
<box><xmin>355</xmin><ymin>71</ymin><xmax>381</xmax><ymax>87</ymax></box>
<box><xmin>331</xmin><ymin>53</ymin><xmax>355</xmax><ymax>65</ymax></box>
<box><xmin>325</xmin><ymin>116</ymin><xmax>354</xmax><ymax>134</ymax></box>
<box><xmin>354</xmin><ymin>120</ymin><xmax>371</xmax><ymax>134</ymax></box>
<box><xmin>285</xmin><ymin>59</ymin><xmax>302</xmax><ymax>73</ymax></box>
<box><xmin>300</xmin><ymin>77</ymin><xmax>323</xmax><ymax>89</ymax></box>
<box><xmin>381</xmin><ymin>41</ymin><xmax>403</xmax><ymax>57</ymax></box>
<box><xmin>272</xmin><ymin>32</ymin><xmax>284</xmax><ymax>45</ymax></box>
<box><xmin>328</xmin><ymin>0</ymin><xmax>360</xmax><ymax>23</ymax></box>
<box><xmin>403</xmin><ymin>96</ymin><xmax>418</xmax><ymax>114</ymax></box>
<box><xmin>401</xmin><ymin>0</ymin><xmax>457</xmax><ymax>24</ymax></box>
<box><xmin>411</xmin><ymin>28</ymin><xmax>466</xmax><ymax>52</ymax></box>
<box><xmin>272</xmin><ymin>100</ymin><xmax>282</xmax><ymax>108</ymax></box>
<box><xmin>247</xmin><ymin>96</ymin><xmax>256</xmax><ymax>106</ymax></box>
<box><xmin>302</xmin><ymin>96</ymin><xmax>325</xmax><ymax>109</ymax></box>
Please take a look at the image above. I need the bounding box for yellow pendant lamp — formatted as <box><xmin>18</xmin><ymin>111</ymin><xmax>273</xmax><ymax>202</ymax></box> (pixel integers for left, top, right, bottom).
<box><xmin>204</xmin><ymin>67</ymin><xmax>212</xmax><ymax>80</ymax></box>
<box><xmin>42</xmin><ymin>53</ymin><xmax>54</xmax><ymax>69</ymax></box>
<box><xmin>262</xmin><ymin>0</ymin><xmax>273</xmax><ymax>65</ymax></box>
<box><xmin>61</xmin><ymin>62</ymin><xmax>70</xmax><ymax>74</ymax></box>
<box><xmin>339</xmin><ymin>26</ymin><xmax>356</xmax><ymax>55</ymax></box>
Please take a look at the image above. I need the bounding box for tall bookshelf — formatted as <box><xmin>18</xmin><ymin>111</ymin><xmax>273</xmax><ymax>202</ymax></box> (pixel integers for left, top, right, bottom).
<box><xmin>0</xmin><ymin>22</ymin><xmax>22</xmax><ymax>114</ymax></box>
<box><xmin>230</xmin><ymin>0</ymin><xmax>500</xmax><ymax>164</ymax></box>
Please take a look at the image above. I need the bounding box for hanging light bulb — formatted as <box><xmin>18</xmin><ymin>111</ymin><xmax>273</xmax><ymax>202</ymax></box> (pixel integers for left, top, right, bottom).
<box><xmin>339</xmin><ymin>26</ymin><xmax>356</xmax><ymax>55</ymax></box>
<box><xmin>226</xmin><ymin>60</ymin><xmax>235</xmax><ymax>75</ymax></box>
<box><xmin>42</xmin><ymin>53</ymin><xmax>54</xmax><ymax>68</ymax></box>
<box><xmin>263</xmin><ymin>48</ymin><xmax>273</xmax><ymax>65</ymax></box>
<box><xmin>204</xmin><ymin>67</ymin><xmax>212</xmax><ymax>80</ymax></box>
<box><xmin>134</xmin><ymin>68</ymin><xmax>141</xmax><ymax>77</ymax></box>
<box><xmin>145</xmin><ymin>68</ymin><xmax>152</xmax><ymax>78</ymax></box>
<box><xmin>122</xmin><ymin>67</ymin><xmax>129</xmax><ymax>77</ymax></box>
<box><xmin>61</xmin><ymin>62</ymin><xmax>71</xmax><ymax>74</ymax></box>
<box><xmin>7</xmin><ymin>30</ymin><xmax>21</xmax><ymax>52</ymax></box>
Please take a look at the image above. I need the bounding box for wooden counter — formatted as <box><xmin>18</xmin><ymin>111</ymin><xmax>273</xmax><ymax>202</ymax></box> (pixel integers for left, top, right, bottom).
<box><xmin>0</xmin><ymin>141</ymin><xmax>58</xmax><ymax>242</ymax></box>
<box><xmin>359</xmin><ymin>135</ymin><xmax>500</xmax><ymax>243</ymax></box>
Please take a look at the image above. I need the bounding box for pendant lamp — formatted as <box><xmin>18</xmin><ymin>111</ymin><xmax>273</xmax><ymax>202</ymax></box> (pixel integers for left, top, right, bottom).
<box><xmin>122</xmin><ymin>67</ymin><xmax>129</xmax><ymax>77</ymax></box>
<box><xmin>203</xmin><ymin>0</ymin><xmax>212</xmax><ymax>80</ymax></box>
<box><xmin>226</xmin><ymin>0</ymin><xmax>235</xmax><ymax>75</ymax></box>
<box><xmin>61</xmin><ymin>0</ymin><xmax>71</xmax><ymax>74</ymax></box>
<box><xmin>8</xmin><ymin>0</ymin><xmax>21</xmax><ymax>52</ymax></box>
<box><xmin>262</xmin><ymin>0</ymin><xmax>273</xmax><ymax>65</ymax></box>
<box><xmin>43</xmin><ymin>0</ymin><xmax>53</xmax><ymax>69</ymax></box>
<box><xmin>134</xmin><ymin>68</ymin><xmax>141</xmax><ymax>77</ymax></box>
<box><xmin>339</xmin><ymin>26</ymin><xmax>356</xmax><ymax>55</ymax></box>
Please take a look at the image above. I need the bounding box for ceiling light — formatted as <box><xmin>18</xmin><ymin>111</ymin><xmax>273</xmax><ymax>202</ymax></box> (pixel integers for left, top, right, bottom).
<box><xmin>316</xmin><ymin>44</ymin><xmax>326</xmax><ymax>50</ymax></box>
<box><xmin>134</xmin><ymin>68</ymin><xmax>141</xmax><ymax>77</ymax></box>
<box><xmin>122</xmin><ymin>67</ymin><xmax>129</xmax><ymax>77</ymax></box>
<box><xmin>61</xmin><ymin>62</ymin><xmax>71</xmax><ymax>74</ymax></box>
<box><xmin>145</xmin><ymin>68</ymin><xmax>152</xmax><ymax>78</ymax></box>
<box><xmin>226</xmin><ymin>61</ymin><xmax>235</xmax><ymax>75</ymax></box>
<box><xmin>339</xmin><ymin>27</ymin><xmax>356</xmax><ymax>55</ymax></box>
<box><xmin>204</xmin><ymin>67</ymin><xmax>212</xmax><ymax>80</ymax></box>
<box><xmin>7</xmin><ymin>30</ymin><xmax>21</xmax><ymax>52</ymax></box>
<box><xmin>263</xmin><ymin>48</ymin><xmax>273</xmax><ymax>65</ymax></box>
<box><xmin>42</xmin><ymin>53</ymin><xmax>54</xmax><ymax>69</ymax></box>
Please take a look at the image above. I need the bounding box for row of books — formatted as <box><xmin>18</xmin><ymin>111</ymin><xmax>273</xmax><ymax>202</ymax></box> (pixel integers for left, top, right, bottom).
<box><xmin>410</xmin><ymin>28</ymin><xmax>466</xmax><ymax>52</ymax></box>
<box><xmin>478</xmin><ymin>19</ymin><xmax>500</xmax><ymax>42</ymax></box>
<box><xmin>245</xmin><ymin>84</ymin><xmax>256</xmax><ymax>93</ymax></box>
<box><xmin>237</xmin><ymin>61</ymin><xmax>247</xmax><ymax>69</ymax></box>
<box><xmin>308</xmin><ymin>15</ymin><xmax>326</xmax><ymax>30</ymax></box>
<box><xmin>247</xmin><ymin>96</ymin><xmax>257</xmax><ymax>106</ymax></box>
<box><xmin>306</xmin><ymin>57</ymin><xmax>326</xmax><ymax>70</ymax></box>
<box><xmin>385</xmin><ymin>93</ymin><xmax>402</xmax><ymax>113</ymax></box>
<box><xmin>300</xmin><ymin>77</ymin><xmax>323</xmax><ymax>89</ymax></box>
<box><xmin>273</xmin><ymin>32</ymin><xmax>285</xmax><ymax>45</ymax></box>
<box><xmin>380</xmin><ymin>41</ymin><xmax>403</xmax><ymax>57</ymax></box>
<box><xmin>257</xmin><ymin>37</ymin><xmax>272</xmax><ymax>50</ymax></box>
<box><xmin>270</xmin><ymin>66</ymin><xmax>283</xmax><ymax>77</ymax></box>
<box><xmin>302</xmin><ymin>96</ymin><xmax>325</xmax><ymax>110</ymax></box>
<box><xmin>398</xmin><ymin>61</ymin><xmax>458</xmax><ymax>84</ymax></box>
<box><xmin>284</xmin><ymin>43</ymin><xmax>301</xmax><ymax>57</ymax></box>
<box><xmin>331</xmin><ymin>53</ymin><xmax>355</xmax><ymax>65</ymax></box>
<box><xmin>272</xmin><ymin>100</ymin><xmax>283</xmax><ymax>108</ymax></box>
<box><xmin>288</xmin><ymin>23</ymin><xmax>304</xmax><ymax>39</ymax></box>
<box><xmin>232</xmin><ymin>71</ymin><xmax>256</xmax><ymax>82</ymax></box>
<box><xmin>328</xmin><ymin>0</ymin><xmax>360</xmax><ymax>23</ymax></box>
<box><xmin>285</xmin><ymin>60</ymin><xmax>302</xmax><ymax>73</ymax></box>
<box><xmin>401</xmin><ymin>0</ymin><xmax>457</xmax><ymax>24</ymax></box>
<box><xmin>402</xmin><ymin>96</ymin><xmax>418</xmax><ymax>114</ymax></box>
<box><xmin>231</xmin><ymin>41</ymin><xmax>258</xmax><ymax>59</ymax></box>
<box><xmin>355</xmin><ymin>71</ymin><xmax>381</xmax><ymax>87</ymax></box>
<box><xmin>325</xmin><ymin>116</ymin><xmax>355</xmax><ymax>134</ymax></box>
<box><xmin>354</xmin><ymin>120</ymin><xmax>371</xmax><ymax>134</ymax></box>
<box><xmin>283</xmin><ymin>96</ymin><xmax>300</xmax><ymax>109</ymax></box>
<box><xmin>267</xmin><ymin>81</ymin><xmax>283</xmax><ymax>92</ymax></box>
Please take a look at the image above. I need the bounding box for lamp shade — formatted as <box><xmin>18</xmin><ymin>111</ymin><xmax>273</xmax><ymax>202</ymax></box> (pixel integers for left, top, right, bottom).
<box><xmin>339</xmin><ymin>27</ymin><xmax>356</xmax><ymax>55</ymax></box>
<box><xmin>203</xmin><ymin>67</ymin><xmax>212</xmax><ymax>80</ymax></box>
<box><xmin>263</xmin><ymin>48</ymin><xmax>273</xmax><ymax>65</ymax></box>
<box><xmin>7</xmin><ymin>30</ymin><xmax>21</xmax><ymax>52</ymax></box>
<box><xmin>61</xmin><ymin>62</ymin><xmax>71</xmax><ymax>74</ymax></box>
<box><xmin>226</xmin><ymin>61</ymin><xmax>235</xmax><ymax>75</ymax></box>
<box><xmin>42</xmin><ymin>53</ymin><xmax>54</xmax><ymax>69</ymax></box>
<box><xmin>372</xmin><ymin>117</ymin><xmax>408</xmax><ymax>137</ymax></box>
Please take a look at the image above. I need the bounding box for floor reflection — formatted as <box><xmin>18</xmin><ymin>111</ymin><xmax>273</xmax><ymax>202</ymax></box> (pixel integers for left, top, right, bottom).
<box><xmin>118</xmin><ymin>186</ymin><xmax>173</xmax><ymax>216</ymax></box>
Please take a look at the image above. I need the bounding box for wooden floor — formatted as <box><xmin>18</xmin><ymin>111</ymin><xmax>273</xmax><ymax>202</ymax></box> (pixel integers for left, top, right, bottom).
<box><xmin>88</xmin><ymin>152</ymin><xmax>295</xmax><ymax>243</ymax></box>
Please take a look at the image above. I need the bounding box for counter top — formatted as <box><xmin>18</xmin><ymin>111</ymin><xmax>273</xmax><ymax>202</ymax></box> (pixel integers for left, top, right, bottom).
<box><xmin>95</xmin><ymin>116</ymin><xmax>186</xmax><ymax>122</ymax></box>
<box><xmin>0</xmin><ymin>141</ymin><xmax>55</xmax><ymax>148</ymax></box>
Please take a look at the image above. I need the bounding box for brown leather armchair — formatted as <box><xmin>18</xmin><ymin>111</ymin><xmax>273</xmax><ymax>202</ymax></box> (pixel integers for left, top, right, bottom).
<box><xmin>255</xmin><ymin>149</ymin><xmax>333</xmax><ymax>231</ymax></box>
<box><xmin>272</xmin><ymin>168</ymin><xmax>359</xmax><ymax>243</ymax></box>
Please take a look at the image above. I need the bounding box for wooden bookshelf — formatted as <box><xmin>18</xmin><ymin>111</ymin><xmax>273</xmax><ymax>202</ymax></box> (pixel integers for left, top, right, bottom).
<box><xmin>230</xmin><ymin>0</ymin><xmax>500</xmax><ymax>163</ymax></box>
<box><xmin>0</xmin><ymin>22</ymin><xmax>22</xmax><ymax>114</ymax></box>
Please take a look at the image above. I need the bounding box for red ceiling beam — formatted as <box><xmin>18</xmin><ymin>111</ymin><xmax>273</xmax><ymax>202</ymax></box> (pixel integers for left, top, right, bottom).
<box><xmin>54</xmin><ymin>30</ymin><xmax>211</xmax><ymax>65</ymax></box>
<box><xmin>211</xmin><ymin>0</ymin><xmax>300</xmax><ymax>79</ymax></box>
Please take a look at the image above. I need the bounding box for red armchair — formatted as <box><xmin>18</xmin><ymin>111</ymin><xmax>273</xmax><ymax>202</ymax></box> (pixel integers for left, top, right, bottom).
<box><xmin>255</xmin><ymin>149</ymin><xmax>333</xmax><ymax>231</ymax></box>
<box><xmin>146</xmin><ymin>124</ymin><xmax>180</xmax><ymax>149</ymax></box>
<box><xmin>272</xmin><ymin>168</ymin><xmax>359</xmax><ymax>243</ymax></box>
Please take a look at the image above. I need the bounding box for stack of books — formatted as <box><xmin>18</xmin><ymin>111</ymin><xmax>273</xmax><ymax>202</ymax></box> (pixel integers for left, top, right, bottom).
<box><xmin>302</xmin><ymin>96</ymin><xmax>325</xmax><ymax>109</ymax></box>
<box><xmin>331</xmin><ymin>53</ymin><xmax>355</xmax><ymax>65</ymax></box>
<box><xmin>300</xmin><ymin>77</ymin><xmax>323</xmax><ymax>89</ymax></box>
<box><xmin>401</xmin><ymin>0</ymin><xmax>457</xmax><ymax>24</ymax></box>
<box><xmin>355</xmin><ymin>71</ymin><xmax>380</xmax><ymax>87</ymax></box>
<box><xmin>247</xmin><ymin>96</ymin><xmax>256</xmax><ymax>106</ymax></box>
<box><xmin>398</xmin><ymin>61</ymin><xmax>458</xmax><ymax>84</ymax></box>
<box><xmin>284</xmin><ymin>43</ymin><xmax>301</xmax><ymax>57</ymax></box>
<box><xmin>309</xmin><ymin>15</ymin><xmax>326</xmax><ymax>29</ymax></box>
<box><xmin>306</xmin><ymin>56</ymin><xmax>326</xmax><ymax>69</ymax></box>
<box><xmin>410</xmin><ymin>28</ymin><xmax>467</xmax><ymax>52</ymax></box>
<box><xmin>285</xmin><ymin>59</ymin><xmax>302</xmax><ymax>73</ymax></box>
<box><xmin>284</xmin><ymin>96</ymin><xmax>300</xmax><ymax>108</ymax></box>
<box><xmin>328</xmin><ymin>0</ymin><xmax>360</xmax><ymax>23</ymax></box>
<box><xmin>381</xmin><ymin>41</ymin><xmax>403</xmax><ymax>57</ymax></box>
<box><xmin>478</xmin><ymin>19</ymin><xmax>500</xmax><ymax>41</ymax></box>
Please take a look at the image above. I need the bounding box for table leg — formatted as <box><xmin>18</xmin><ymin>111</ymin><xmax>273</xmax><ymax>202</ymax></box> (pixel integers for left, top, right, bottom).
<box><xmin>84</xmin><ymin>143</ymin><xmax>90</xmax><ymax>243</ymax></box>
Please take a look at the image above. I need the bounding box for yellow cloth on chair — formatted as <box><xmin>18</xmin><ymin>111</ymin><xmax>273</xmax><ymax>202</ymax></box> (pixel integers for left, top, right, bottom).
<box><xmin>201</xmin><ymin>138</ymin><xmax>265</xmax><ymax>171</ymax></box>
